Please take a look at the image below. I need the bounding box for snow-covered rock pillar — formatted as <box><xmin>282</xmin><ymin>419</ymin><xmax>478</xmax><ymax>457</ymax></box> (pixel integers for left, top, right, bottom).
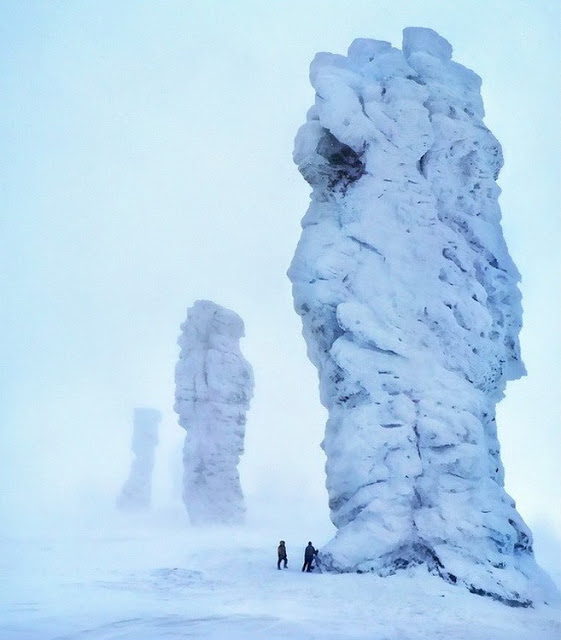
<box><xmin>288</xmin><ymin>27</ymin><xmax>551</xmax><ymax>605</ymax></box>
<box><xmin>117</xmin><ymin>407</ymin><xmax>161</xmax><ymax>511</ymax></box>
<box><xmin>174</xmin><ymin>300</ymin><xmax>254</xmax><ymax>525</ymax></box>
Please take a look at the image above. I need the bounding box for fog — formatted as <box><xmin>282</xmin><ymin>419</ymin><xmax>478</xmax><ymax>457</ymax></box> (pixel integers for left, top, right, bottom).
<box><xmin>1</xmin><ymin>0</ymin><xmax>559</xmax><ymax>579</ymax></box>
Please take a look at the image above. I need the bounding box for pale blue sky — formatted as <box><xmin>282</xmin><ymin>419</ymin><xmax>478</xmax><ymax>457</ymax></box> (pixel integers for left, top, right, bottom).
<box><xmin>1</xmin><ymin>1</ymin><xmax>559</xmax><ymax>563</ymax></box>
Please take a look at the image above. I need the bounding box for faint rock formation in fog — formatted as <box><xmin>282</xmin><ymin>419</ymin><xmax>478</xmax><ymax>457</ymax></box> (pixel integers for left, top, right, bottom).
<box><xmin>288</xmin><ymin>27</ymin><xmax>555</xmax><ymax>606</ymax></box>
<box><xmin>117</xmin><ymin>408</ymin><xmax>161</xmax><ymax>511</ymax></box>
<box><xmin>174</xmin><ymin>300</ymin><xmax>254</xmax><ymax>525</ymax></box>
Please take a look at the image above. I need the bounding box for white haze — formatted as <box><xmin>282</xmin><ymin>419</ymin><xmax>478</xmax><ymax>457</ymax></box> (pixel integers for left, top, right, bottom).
<box><xmin>0</xmin><ymin>0</ymin><xmax>559</xmax><ymax>591</ymax></box>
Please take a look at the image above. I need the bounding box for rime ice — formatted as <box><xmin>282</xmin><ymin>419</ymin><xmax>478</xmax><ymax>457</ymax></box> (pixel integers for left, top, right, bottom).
<box><xmin>288</xmin><ymin>27</ymin><xmax>551</xmax><ymax>605</ymax></box>
<box><xmin>117</xmin><ymin>408</ymin><xmax>161</xmax><ymax>511</ymax></box>
<box><xmin>174</xmin><ymin>300</ymin><xmax>254</xmax><ymax>525</ymax></box>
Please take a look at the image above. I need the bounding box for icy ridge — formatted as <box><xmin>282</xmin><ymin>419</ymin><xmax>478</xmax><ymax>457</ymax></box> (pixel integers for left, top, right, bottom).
<box><xmin>174</xmin><ymin>300</ymin><xmax>254</xmax><ymax>525</ymax></box>
<box><xmin>288</xmin><ymin>27</ymin><xmax>553</xmax><ymax>605</ymax></box>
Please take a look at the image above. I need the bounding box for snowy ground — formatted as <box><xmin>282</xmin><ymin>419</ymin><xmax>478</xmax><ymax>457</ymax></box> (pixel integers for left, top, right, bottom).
<box><xmin>1</xmin><ymin>514</ymin><xmax>559</xmax><ymax>640</ymax></box>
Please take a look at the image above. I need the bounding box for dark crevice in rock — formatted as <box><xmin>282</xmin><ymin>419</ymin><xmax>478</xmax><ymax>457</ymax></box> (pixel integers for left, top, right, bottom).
<box><xmin>348</xmin><ymin>235</ymin><xmax>385</xmax><ymax>258</ymax></box>
<box><xmin>467</xmin><ymin>585</ymin><xmax>531</xmax><ymax>609</ymax></box>
<box><xmin>316</xmin><ymin>129</ymin><xmax>366</xmax><ymax>191</ymax></box>
<box><xmin>418</xmin><ymin>151</ymin><xmax>430</xmax><ymax>178</ymax></box>
<box><xmin>336</xmin><ymin>387</ymin><xmax>370</xmax><ymax>408</ymax></box>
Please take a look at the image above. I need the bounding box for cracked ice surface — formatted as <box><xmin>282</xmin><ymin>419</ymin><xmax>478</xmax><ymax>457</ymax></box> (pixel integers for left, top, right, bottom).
<box><xmin>174</xmin><ymin>300</ymin><xmax>254</xmax><ymax>525</ymax></box>
<box><xmin>288</xmin><ymin>27</ymin><xmax>554</xmax><ymax>605</ymax></box>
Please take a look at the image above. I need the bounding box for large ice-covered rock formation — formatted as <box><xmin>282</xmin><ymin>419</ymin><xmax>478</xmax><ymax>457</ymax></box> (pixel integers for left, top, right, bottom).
<box><xmin>174</xmin><ymin>300</ymin><xmax>254</xmax><ymax>525</ymax></box>
<box><xmin>288</xmin><ymin>27</ymin><xmax>553</xmax><ymax>606</ymax></box>
<box><xmin>117</xmin><ymin>407</ymin><xmax>161</xmax><ymax>511</ymax></box>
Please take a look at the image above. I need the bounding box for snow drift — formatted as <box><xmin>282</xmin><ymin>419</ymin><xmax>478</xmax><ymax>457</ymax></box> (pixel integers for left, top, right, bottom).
<box><xmin>174</xmin><ymin>300</ymin><xmax>254</xmax><ymax>525</ymax></box>
<box><xmin>288</xmin><ymin>27</ymin><xmax>554</xmax><ymax>606</ymax></box>
<box><xmin>117</xmin><ymin>408</ymin><xmax>161</xmax><ymax>511</ymax></box>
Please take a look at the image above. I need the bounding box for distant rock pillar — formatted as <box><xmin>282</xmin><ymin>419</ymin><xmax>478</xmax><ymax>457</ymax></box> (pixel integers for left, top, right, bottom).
<box><xmin>117</xmin><ymin>408</ymin><xmax>161</xmax><ymax>511</ymax></box>
<box><xmin>174</xmin><ymin>300</ymin><xmax>254</xmax><ymax>525</ymax></box>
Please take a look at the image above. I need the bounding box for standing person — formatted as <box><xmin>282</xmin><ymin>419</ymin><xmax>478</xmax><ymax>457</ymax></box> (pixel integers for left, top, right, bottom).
<box><xmin>277</xmin><ymin>540</ymin><xmax>288</xmax><ymax>570</ymax></box>
<box><xmin>302</xmin><ymin>541</ymin><xmax>317</xmax><ymax>572</ymax></box>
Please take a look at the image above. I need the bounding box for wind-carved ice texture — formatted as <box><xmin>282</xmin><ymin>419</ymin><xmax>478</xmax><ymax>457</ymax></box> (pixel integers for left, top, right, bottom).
<box><xmin>117</xmin><ymin>408</ymin><xmax>161</xmax><ymax>511</ymax></box>
<box><xmin>174</xmin><ymin>300</ymin><xmax>254</xmax><ymax>525</ymax></box>
<box><xmin>288</xmin><ymin>28</ymin><xmax>554</xmax><ymax>606</ymax></box>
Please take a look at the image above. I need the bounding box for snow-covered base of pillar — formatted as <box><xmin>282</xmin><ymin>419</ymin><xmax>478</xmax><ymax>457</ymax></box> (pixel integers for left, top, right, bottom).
<box><xmin>181</xmin><ymin>405</ymin><xmax>247</xmax><ymax>526</ymax></box>
<box><xmin>318</xmin><ymin>513</ymin><xmax>559</xmax><ymax>607</ymax></box>
<box><xmin>314</xmin><ymin>378</ymin><xmax>556</xmax><ymax>606</ymax></box>
<box><xmin>288</xmin><ymin>27</ymin><xmax>558</xmax><ymax>606</ymax></box>
<box><xmin>317</xmin><ymin>546</ymin><xmax>556</xmax><ymax>608</ymax></box>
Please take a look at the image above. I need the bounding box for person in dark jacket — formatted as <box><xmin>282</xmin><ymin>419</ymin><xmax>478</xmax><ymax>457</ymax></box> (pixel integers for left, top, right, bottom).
<box><xmin>302</xmin><ymin>541</ymin><xmax>317</xmax><ymax>572</ymax></box>
<box><xmin>277</xmin><ymin>540</ymin><xmax>288</xmax><ymax>569</ymax></box>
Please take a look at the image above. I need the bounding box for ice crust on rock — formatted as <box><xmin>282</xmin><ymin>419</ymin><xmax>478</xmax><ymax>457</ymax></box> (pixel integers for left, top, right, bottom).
<box><xmin>174</xmin><ymin>300</ymin><xmax>254</xmax><ymax>525</ymax></box>
<box><xmin>117</xmin><ymin>408</ymin><xmax>161</xmax><ymax>511</ymax></box>
<box><xmin>288</xmin><ymin>27</ymin><xmax>553</xmax><ymax>605</ymax></box>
